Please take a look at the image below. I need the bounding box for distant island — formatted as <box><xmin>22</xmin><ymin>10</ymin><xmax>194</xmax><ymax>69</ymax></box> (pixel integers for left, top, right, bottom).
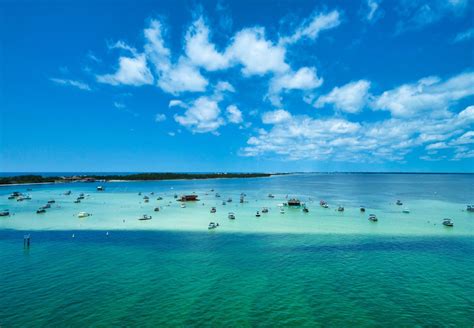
<box><xmin>0</xmin><ymin>173</ymin><xmax>274</xmax><ymax>185</ymax></box>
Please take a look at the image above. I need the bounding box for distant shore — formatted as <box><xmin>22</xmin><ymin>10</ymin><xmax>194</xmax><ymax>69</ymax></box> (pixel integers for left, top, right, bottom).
<box><xmin>0</xmin><ymin>173</ymin><xmax>275</xmax><ymax>186</ymax></box>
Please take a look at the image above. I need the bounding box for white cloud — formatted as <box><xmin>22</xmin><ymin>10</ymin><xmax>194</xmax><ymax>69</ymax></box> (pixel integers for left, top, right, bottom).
<box><xmin>226</xmin><ymin>105</ymin><xmax>243</xmax><ymax>124</ymax></box>
<box><xmin>155</xmin><ymin>113</ymin><xmax>166</xmax><ymax>122</ymax></box>
<box><xmin>113</xmin><ymin>102</ymin><xmax>126</xmax><ymax>109</ymax></box>
<box><xmin>96</xmin><ymin>54</ymin><xmax>154</xmax><ymax>86</ymax></box>
<box><xmin>261</xmin><ymin>109</ymin><xmax>292</xmax><ymax>124</ymax></box>
<box><xmin>315</xmin><ymin>80</ymin><xmax>371</xmax><ymax>113</ymax></box>
<box><xmin>280</xmin><ymin>10</ymin><xmax>341</xmax><ymax>45</ymax></box>
<box><xmin>371</xmin><ymin>72</ymin><xmax>474</xmax><ymax>117</ymax></box>
<box><xmin>366</xmin><ymin>0</ymin><xmax>381</xmax><ymax>21</ymax></box>
<box><xmin>50</xmin><ymin>78</ymin><xmax>91</xmax><ymax>91</ymax></box>
<box><xmin>454</xmin><ymin>28</ymin><xmax>474</xmax><ymax>42</ymax></box>
<box><xmin>174</xmin><ymin>96</ymin><xmax>225</xmax><ymax>133</ymax></box>
<box><xmin>185</xmin><ymin>17</ymin><xmax>229</xmax><ymax>71</ymax></box>
<box><xmin>226</xmin><ymin>28</ymin><xmax>289</xmax><ymax>76</ymax></box>
<box><xmin>169</xmin><ymin>100</ymin><xmax>186</xmax><ymax>108</ymax></box>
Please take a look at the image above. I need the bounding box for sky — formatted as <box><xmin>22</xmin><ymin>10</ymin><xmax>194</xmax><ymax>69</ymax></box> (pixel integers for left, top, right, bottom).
<box><xmin>0</xmin><ymin>0</ymin><xmax>473</xmax><ymax>173</ymax></box>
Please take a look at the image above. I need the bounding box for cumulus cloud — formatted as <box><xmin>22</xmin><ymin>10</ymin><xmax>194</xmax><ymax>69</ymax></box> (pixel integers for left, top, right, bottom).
<box><xmin>96</xmin><ymin>54</ymin><xmax>154</xmax><ymax>86</ymax></box>
<box><xmin>50</xmin><ymin>78</ymin><xmax>92</xmax><ymax>91</ymax></box>
<box><xmin>226</xmin><ymin>28</ymin><xmax>289</xmax><ymax>76</ymax></box>
<box><xmin>365</xmin><ymin>0</ymin><xmax>381</xmax><ymax>22</ymax></box>
<box><xmin>268</xmin><ymin>67</ymin><xmax>323</xmax><ymax>105</ymax></box>
<box><xmin>185</xmin><ymin>17</ymin><xmax>229</xmax><ymax>71</ymax></box>
<box><xmin>280</xmin><ymin>10</ymin><xmax>341</xmax><ymax>45</ymax></box>
<box><xmin>169</xmin><ymin>100</ymin><xmax>186</xmax><ymax>108</ymax></box>
<box><xmin>371</xmin><ymin>72</ymin><xmax>474</xmax><ymax>117</ymax></box>
<box><xmin>315</xmin><ymin>80</ymin><xmax>371</xmax><ymax>113</ymax></box>
<box><xmin>261</xmin><ymin>109</ymin><xmax>292</xmax><ymax>124</ymax></box>
<box><xmin>174</xmin><ymin>96</ymin><xmax>225</xmax><ymax>133</ymax></box>
<box><xmin>226</xmin><ymin>105</ymin><xmax>243</xmax><ymax>124</ymax></box>
<box><xmin>243</xmin><ymin>105</ymin><xmax>474</xmax><ymax>162</ymax></box>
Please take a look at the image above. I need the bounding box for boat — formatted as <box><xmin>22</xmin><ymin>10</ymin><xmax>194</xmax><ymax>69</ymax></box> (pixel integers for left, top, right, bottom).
<box><xmin>287</xmin><ymin>198</ymin><xmax>301</xmax><ymax>207</ymax></box>
<box><xmin>47</xmin><ymin>199</ymin><xmax>55</xmax><ymax>204</ymax></box>
<box><xmin>43</xmin><ymin>203</ymin><xmax>51</xmax><ymax>209</ymax></box>
<box><xmin>143</xmin><ymin>196</ymin><xmax>149</xmax><ymax>203</ymax></box>
<box><xmin>180</xmin><ymin>204</ymin><xmax>186</xmax><ymax>208</ymax></box>
<box><xmin>228</xmin><ymin>212</ymin><xmax>236</xmax><ymax>220</ymax></box>
<box><xmin>262</xmin><ymin>207</ymin><xmax>269</xmax><ymax>213</ymax></box>
<box><xmin>402</xmin><ymin>209</ymin><xmax>410</xmax><ymax>214</ymax></box>
<box><xmin>154</xmin><ymin>207</ymin><xmax>160</xmax><ymax>212</ymax></box>
<box><xmin>466</xmin><ymin>205</ymin><xmax>474</xmax><ymax>212</ymax></box>
<box><xmin>208</xmin><ymin>222</ymin><xmax>219</xmax><ymax>230</ymax></box>
<box><xmin>0</xmin><ymin>210</ymin><xmax>10</xmax><ymax>216</ymax></box>
<box><xmin>268</xmin><ymin>194</ymin><xmax>275</xmax><ymax>198</ymax></box>
<box><xmin>215</xmin><ymin>193</ymin><xmax>221</xmax><ymax>198</ymax></box>
<box><xmin>240</xmin><ymin>196</ymin><xmax>244</xmax><ymax>203</ymax></box>
<box><xmin>222</xmin><ymin>201</ymin><xmax>226</xmax><ymax>205</ymax></box>
<box><xmin>320</xmin><ymin>200</ymin><xmax>329</xmax><ymax>208</ymax></box>
<box><xmin>280</xmin><ymin>208</ymin><xmax>285</xmax><ymax>214</ymax></box>
<box><xmin>139</xmin><ymin>215</ymin><xmax>152</xmax><ymax>221</ymax></box>
<box><xmin>74</xmin><ymin>199</ymin><xmax>81</xmax><ymax>203</ymax></box>
<box><xmin>178</xmin><ymin>195</ymin><xmax>199</xmax><ymax>202</ymax></box>
<box><xmin>396</xmin><ymin>200</ymin><xmax>403</xmax><ymax>206</ymax></box>
<box><xmin>173</xmin><ymin>194</ymin><xmax>178</xmax><ymax>199</ymax></box>
<box><xmin>77</xmin><ymin>212</ymin><xmax>91</xmax><ymax>218</ymax></box>
<box><xmin>210</xmin><ymin>207</ymin><xmax>216</xmax><ymax>213</ymax></box>
<box><xmin>157</xmin><ymin>196</ymin><xmax>163</xmax><ymax>200</ymax></box>
<box><xmin>360</xmin><ymin>206</ymin><xmax>366</xmax><ymax>212</ymax></box>
<box><xmin>64</xmin><ymin>190</ymin><xmax>72</xmax><ymax>195</ymax></box>
<box><xmin>7</xmin><ymin>195</ymin><xmax>15</xmax><ymax>200</ymax></box>
<box><xmin>302</xmin><ymin>207</ymin><xmax>309</xmax><ymax>213</ymax></box>
<box><xmin>97</xmin><ymin>186</ymin><xmax>105</xmax><ymax>191</ymax></box>
<box><xmin>442</xmin><ymin>218</ymin><xmax>453</xmax><ymax>227</ymax></box>
<box><xmin>256</xmin><ymin>211</ymin><xmax>261</xmax><ymax>217</ymax></box>
<box><xmin>138</xmin><ymin>192</ymin><xmax>142</xmax><ymax>196</ymax></box>
<box><xmin>337</xmin><ymin>206</ymin><xmax>344</xmax><ymax>212</ymax></box>
<box><xmin>143</xmin><ymin>196</ymin><xmax>149</xmax><ymax>200</ymax></box>
<box><xmin>36</xmin><ymin>208</ymin><xmax>46</xmax><ymax>214</ymax></box>
<box><xmin>368</xmin><ymin>214</ymin><xmax>378</xmax><ymax>222</ymax></box>
<box><xmin>227</xmin><ymin>198</ymin><xmax>232</xmax><ymax>203</ymax></box>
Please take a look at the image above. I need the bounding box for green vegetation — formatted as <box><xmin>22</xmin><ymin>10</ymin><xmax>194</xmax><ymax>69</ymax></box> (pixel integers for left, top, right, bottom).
<box><xmin>0</xmin><ymin>173</ymin><xmax>273</xmax><ymax>185</ymax></box>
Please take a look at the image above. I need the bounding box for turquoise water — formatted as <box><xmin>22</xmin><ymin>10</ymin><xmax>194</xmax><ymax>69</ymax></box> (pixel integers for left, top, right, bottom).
<box><xmin>0</xmin><ymin>174</ymin><xmax>473</xmax><ymax>326</ymax></box>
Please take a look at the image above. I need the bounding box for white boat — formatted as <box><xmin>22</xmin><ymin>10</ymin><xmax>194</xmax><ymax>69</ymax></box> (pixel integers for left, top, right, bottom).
<box><xmin>139</xmin><ymin>215</ymin><xmax>152</xmax><ymax>221</ymax></box>
<box><xmin>228</xmin><ymin>212</ymin><xmax>235</xmax><ymax>220</ymax></box>
<box><xmin>208</xmin><ymin>222</ymin><xmax>219</xmax><ymax>230</ymax></box>
<box><xmin>262</xmin><ymin>207</ymin><xmax>269</xmax><ymax>213</ymax></box>
<box><xmin>210</xmin><ymin>207</ymin><xmax>216</xmax><ymax>213</ymax></box>
<box><xmin>77</xmin><ymin>212</ymin><xmax>91</xmax><ymax>218</ymax></box>
<box><xmin>368</xmin><ymin>214</ymin><xmax>378</xmax><ymax>222</ymax></box>
<box><xmin>0</xmin><ymin>210</ymin><xmax>10</xmax><ymax>216</ymax></box>
<box><xmin>180</xmin><ymin>204</ymin><xmax>186</xmax><ymax>208</ymax></box>
<box><xmin>442</xmin><ymin>218</ymin><xmax>453</xmax><ymax>227</ymax></box>
<box><xmin>337</xmin><ymin>206</ymin><xmax>344</xmax><ymax>212</ymax></box>
<box><xmin>280</xmin><ymin>208</ymin><xmax>285</xmax><ymax>214</ymax></box>
<box><xmin>402</xmin><ymin>209</ymin><xmax>410</xmax><ymax>214</ymax></box>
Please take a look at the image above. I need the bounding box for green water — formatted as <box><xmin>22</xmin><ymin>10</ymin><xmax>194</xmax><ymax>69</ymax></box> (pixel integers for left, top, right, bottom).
<box><xmin>1</xmin><ymin>231</ymin><xmax>473</xmax><ymax>327</ymax></box>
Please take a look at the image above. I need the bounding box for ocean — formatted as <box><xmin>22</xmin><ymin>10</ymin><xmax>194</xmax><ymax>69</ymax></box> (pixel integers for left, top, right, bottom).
<box><xmin>0</xmin><ymin>173</ymin><xmax>473</xmax><ymax>326</ymax></box>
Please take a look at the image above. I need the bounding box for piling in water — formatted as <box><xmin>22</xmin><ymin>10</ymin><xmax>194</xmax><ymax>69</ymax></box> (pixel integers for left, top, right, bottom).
<box><xmin>23</xmin><ymin>234</ymin><xmax>31</xmax><ymax>248</ymax></box>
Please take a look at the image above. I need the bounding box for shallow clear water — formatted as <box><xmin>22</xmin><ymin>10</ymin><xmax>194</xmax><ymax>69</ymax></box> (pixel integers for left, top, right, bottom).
<box><xmin>0</xmin><ymin>174</ymin><xmax>473</xmax><ymax>326</ymax></box>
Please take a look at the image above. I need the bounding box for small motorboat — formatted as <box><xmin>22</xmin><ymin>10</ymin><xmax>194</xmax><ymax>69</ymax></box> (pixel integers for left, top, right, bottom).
<box><xmin>97</xmin><ymin>186</ymin><xmax>105</xmax><ymax>191</ymax></box>
<box><xmin>157</xmin><ymin>196</ymin><xmax>163</xmax><ymax>200</ymax></box>
<box><xmin>180</xmin><ymin>204</ymin><xmax>186</xmax><ymax>208</ymax></box>
<box><xmin>227</xmin><ymin>198</ymin><xmax>232</xmax><ymax>203</ymax></box>
<box><xmin>154</xmin><ymin>207</ymin><xmax>160</xmax><ymax>212</ymax></box>
<box><xmin>77</xmin><ymin>212</ymin><xmax>91</xmax><ymax>218</ymax></box>
<box><xmin>47</xmin><ymin>199</ymin><xmax>55</xmax><ymax>204</ymax></box>
<box><xmin>138</xmin><ymin>192</ymin><xmax>142</xmax><ymax>196</ymax></box>
<box><xmin>210</xmin><ymin>207</ymin><xmax>216</xmax><ymax>213</ymax></box>
<box><xmin>0</xmin><ymin>210</ymin><xmax>10</xmax><ymax>216</ymax></box>
<box><xmin>43</xmin><ymin>203</ymin><xmax>51</xmax><ymax>209</ymax></box>
<box><xmin>337</xmin><ymin>206</ymin><xmax>344</xmax><ymax>212</ymax></box>
<box><xmin>320</xmin><ymin>200</ymin><xmax>329</xmax><ymax>208</ymax></box>
<box><xmin>74</xmin><ymin>199</ymin><xmax>81</xmax><ymax>204</ymax></box>
<box><xmin>280</xmin><ymin>208</ymin><xmax>285</xmax><ymax>214</ymax></box>
<box><xmin>64</xmin><ymin>190</ymin><xmax>72</xmax><ymax>195</ymax></box>
<box><xmin>268</xmin><ymin>194</ymin><xmax>275</xmax><ymax>198</ymax></box>
<box><xmin>208</xmin><ymin>222</ymin><xmax>219</xmax><ymax>230</ymax></box>
<box><xmin>303</xmin><ymin>207</ymin><xmax>309</xmax><ymax>213</ymax></box>
<box><xmin>262</xmin><ymin>207</ymin><xmax>269</xmax><ymax>213</ymax></box>
<box><xmin>215</xmin><ymin>193</ymin><xmax>221</xmax><ymax>198</ymax></box>
<box><xmin>402</xmin><ymin>209</ymin><xmax>410</xmax><ymax>214</ymax></box>
<box><xmin>144</xmin><ymin>198</ymin><xmax>149</xmax><ymax>203</ymax></box>
<box><xmin>36</xmin><ymin>208</ymin><xmax>46</xmax><ymax>214</ymax></box>
<box><xmin>368</xmin><ymin>214</ymin><xmax>378</xmax><ymax>222</ymax></box>
<box><xmin>139</xmin><ymin>215</ymin><xmax>152</xmax><ymax>221</ymax></box>
<box><xmin>222</xmin><ymin>201</ymin><xmax>226</xmax><ymax>206</ymax></box>
<box><xmin>396</xmin><ymin>200</ymin><xmax>403</xmax><ymax>206</ymax></box>
<box><xmin>442</xmin><ymin>218</ymin><xmax>453</xmax><ymax>227</ymax></box>
<box><xmin>256</xmin><ymin>211</ymin><xmax>261</xmax><ymax>217</ymax></box>
<box><xmin>360</xmin><ymin>206</ymin><xmax>366</xmax><ymax>212</ymax></box>
<box><xmin>174</xmin><ymin>194</ymin><xmax>178</xmax><ymax>199</ymax></box>
<box><xmin>8</xmin><ymin>195</ymin><xmax>15</xmax><ymax>200</ymax></box>
<box><xmin>240</xmin><ymin>196</ymin><xmax>244</xmax><ymax>203</ymax></box>
<box><xmin>228</xmin><ymin>212</ymin><xmax>235</xmax><ymax>220</ymax></box>
<box><xmin>466</xmin><ymin>205</ymin><xmax>474</xmax><ymax>212</ymax></box>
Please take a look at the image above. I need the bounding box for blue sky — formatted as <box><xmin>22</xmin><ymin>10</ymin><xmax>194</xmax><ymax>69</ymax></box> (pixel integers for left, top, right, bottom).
<box><xmin>0</xmin><ymin>0</ymin><xmax>473</xmax><ymax>172</ymax></box>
